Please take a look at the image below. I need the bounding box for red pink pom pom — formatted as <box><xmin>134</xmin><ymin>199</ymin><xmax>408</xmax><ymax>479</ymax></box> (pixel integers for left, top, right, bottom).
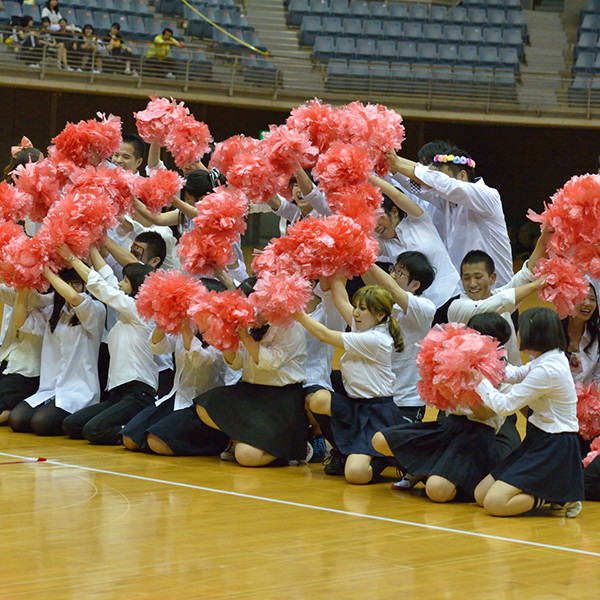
<box><xmin>165</xmin><ymin>114</ymin><xmax>212</xmax><ymax>169</ymax></box>
<box><xmin>261</xmin><ymin>125</ymin><xmax>319</xmax><ymax>172</ymax></box>
<box><xmin>583</xmin><ymin>436</ymin><xmax>600</xmax><ymax>467</ymax></box>
<box><xmin>534</xmin><ymin>257</ymin><xmax>590</xmax><ymax>318</ymax></box>
<box><xmin>249</xmin><ymin>271</ymin><xmax>312</xmax><ymax>327</ymax></box>
<box><xmin>190</xmin><ymin>290</ymin><xmax>256</xmax><ymax>351</ymax></box>
<box><xmin>134</xmin><ymin>96</ymin><xmax>189</xmax><ymax>145</ymax></box>
<box><xmin>134</xmin><ymin>169</ymin><xmax>182</xmax><ymax>214</ymax></box>
<box><xmin>210</xmin><ymin>135</ymin><xmax>259</xmax><ymax>176</ymax></box>
<box><xmin>416</xmin><ymin>323</ymin><xmax>507</xmax><ymax>411</ymax></box>
<box><xmin>51</xmin><ymin>113</ymin><xmax>122</xmax><ymax>167</ymax></box>
<box><xmin>136</xmin><ymin>270</ymin><xmax>207</xmax><ymax>334</ymax></box>
<box><xmin>576</xmin><ymin>381</ymin><xmax>600</xmax><ymax>440</ymax></box>
<box><xmin>0</xmin><ymin>181</ymin><xmax>33</xmax><ymax>223</ymax></box>
<box><xmin>286</xmin><ymin>98</ymin><xmax>340</xmax><ymax>154</ymax></box>
<box><xmin>313</xmin><ymin>142</ymin><xmax>375</xmax><ymax>195</ymax></box>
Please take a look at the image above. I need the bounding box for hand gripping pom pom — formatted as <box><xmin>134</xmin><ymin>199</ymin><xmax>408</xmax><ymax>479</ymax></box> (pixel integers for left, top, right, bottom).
<box><xmin>210</xmin><ymin>135</ymin><xmax>260</xmax><ymax>177</ymax></box>
<box><xmin>134</xmin><ymin>169</ymin><xmax>182</xmax><ymax>214</ymax></box>
<box><xmin>416</xmin><ymin>323</ymin><xmax>507</xmax><ymax>411</ymax></box>
<box><xmin>576</xmin><ymin>381</ymin><xmax>600</xmax><ymax>441</ymax></box>
<box><xmin>249</xmin><ymin>272</ymin><xmax>312</xmax><ymax>327</ymax></box>
<box><xmin>534</xmin><ymin>257</ymin><xmax>590</xmax><ymax>318</ymax></box>
<box><xmin>136</xmin><ymin>270</ymin><xmax>208</xmax><ymax>334</ymax></box>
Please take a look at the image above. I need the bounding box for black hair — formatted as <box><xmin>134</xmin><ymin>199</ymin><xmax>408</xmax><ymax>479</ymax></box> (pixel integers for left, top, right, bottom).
<box><xmin>519</xmin><ymin>307</ymin><xmax>567</xmax><ymax>353</ymax></box>
<box><xmin>83</xmin><ymin>23</ymin><xmax>94</xmax><ymax>33</ymax></box>
<box><xmin>21</xmin><ymin>16</ymin><xmax>34</xmax><ymax>27</ymax></box>
<box><xmin>122</xmin><ymin>263</ymin><xmax>154</xmax><ymax>297</ymax></box>
<box><xmin>562</xmin><ymin>283</ymin><xmax>600</xmax><ymax>355</ymax></box>
<box><xmin>133</xmin><ymin>231</ymin><xmax>167</xmax><ymax>268</ymax></box>
<box><xmin>467</xmin><ymin>312</ymin><xmax>512</xmax><ymax>347</ymax></box>
<box><xmin>395</xmin><ymin>251</ymin><xmax>435</xmax><ymax>296</ymax></box>
<box><xmin>49</xmin><ymin>269</ymin><xmax>83</xmax><ymax>333</ymax></box>
<box><xmin>122</xmin><ymin>133</ymin><xmax>145</xmax><ymax>161</ymax></box>
<box><xmin>381</xmin><ymin>195</ymin><xmax>407</xmax><ymax>221</ymax></box>
<box><xmin>162</xmin><ymin>27</ymin><xmax>173</xmax><ymax>36</ymax></box>
<box><xmin>183</xmin><ymin>169</ymin><xmax>222</xmax><ymax>202</ymax></box>
<box><xmin>432</xmin><ymin>145</ymin><xmax>475</xmax><ymax>182</ymax></box>
<box><xmin>461</xmin><ymin>250</ymin><xmax>495</xmax><ymax>277</ymax></box>
<box><xmin>417</xmin><ymin>140</ymin><xmax>453</xmax><ymax>165</ymax></box>
<box><xmin>237</xmin><ymin>276</ymin><xmax>257</xmax><ymax>297</ymax></box>
<box><xmin>46</xmin><ymin>0</ymin><xmax>60</xmax><ymax>10</ymax></box>
<box><xmin>110</xmin><ymin>22</ymin><xmax>121</xmax><ymax>31</ymax></box>
<box><xmin>41</xmin><ymin>17</ymin><xmax>51</xmax><ymax>24</ymax></box>
<box><xmin>3</xmin><ymin>147</ymin><xmax>42</xmax><ymax>183</ymax></box>
<box><xmin>199</xmin><ymin>277</ymin><xmax>227</xmax><ymax>293</ymax></box>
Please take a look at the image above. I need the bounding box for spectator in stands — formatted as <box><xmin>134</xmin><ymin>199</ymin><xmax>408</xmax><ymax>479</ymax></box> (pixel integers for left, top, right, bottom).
<box><xmin>41</xmin><ymin>0</ymin><xmax>63</xmax><ymax>32</ymax></box>
<box><xmin>77</xmin><ymin>24</ymin><xmax>102</xmax><ymax>74</ymax></box>
<box><xmin>39</xmin><ymin>17</ymin><xmax>58</xmax><ymax>60</ymax></box>
<box><xmin>54</xmin><ymin>17</ymin><xmax>77</xmax><ymax>71</ymax></box>
<box><xmin>146</xmin><ymin>27</ymin><xmax>184</xmax><ymax>79</ymax></box>
<box><xmin>106</xmin><ymin>23</ymin><xmax>137</xmax><ymax>77</ymax></box>
<box><xmin>16</xmin><ymin>16</ymin><xmax>42</xmax><ymax>69</ymax></box>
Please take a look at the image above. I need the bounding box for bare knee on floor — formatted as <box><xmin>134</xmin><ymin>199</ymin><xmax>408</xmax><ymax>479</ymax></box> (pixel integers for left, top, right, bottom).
<box><xmin>425</xmin><ymin>476</ymin><xmax>457</xmax><ymax>503</ymax></box>
<box><xmin>234</xmin><ymin>444</ymin><xmax>274</xmax><ymax>467</ymax></box>
<box><xmin>371</xmin><ymin>432</ymin><xmax>392</xmax><ymax>456</ymax></box>
<box><xmin>344</xmin><ymin>455</ymin><xmax>373</xmax><ymax>485</ymax></box>
<box><xmin>308</xmin><ymin>390</ymin><xmax>331</xmax><ymax>415</ymax></box>
<box><xmin>147</xmin><ymin>433</ymin><xmax>174</xmax><ymax>456</ymax></box>
<box><xmin>122</xmin><ymin>436</ymin><xmax>141</xmax><ymax>451</ymax></box>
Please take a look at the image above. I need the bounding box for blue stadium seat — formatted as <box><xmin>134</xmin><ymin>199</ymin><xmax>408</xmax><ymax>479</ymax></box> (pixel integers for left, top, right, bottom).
<box><xmin>487</xmin><ymin>9</ymin><xmax>507</xmax><ymax>28</ymax></box>
<box><xmin>313</xmin><ymin>35</ymin><xmax>335</xmax><ymax>61</ymax></box>
<box><xmin>369</xmin><ymin>2</ymin><xmax>389</xmax><ymax>20</ymax></box>
<box><xmin>499</xmin><ymin>47</ymin><xmax>520</xmax><ymax>71</ymax></box>
<box><xmin>417</xmin><ymin>42</ymin><xmax>437</xmax><ymax>64</ymax></box>
<box><xmin>403</xmin><ymin>22</ymin><xmax>423</xmax><ymax>40</ymax></box>
<box><xmin>467</xmin><ymin>7</ymin><xmax>486</xmax><ymax>26</ymax></box>
<box><xmin>144</xmin><ymin>17</ymin><xmax>163</xmax><ymax>39</ymax></box>
<box><xmin>22</xmin><ymin>4</ymin><xmax>40</xmax><ymax>22</ymax></box>
<box><xmin>334</xmin><ymin>36</ymin><xmax>356</xmax><ymax>59</ymax></box>
<box><xmin>76</xmin><ymin>9</ymin><xmax>98</xmax><ymax>29</ymax></box>
<box><xmin>355</xmin><ymin>37</ymin><xmax>376</xmax><ymax>60</ymax></box>
<box><xmin>494</xmin><ymin>68</ymin><xmax>517</xmax><ymax>89</ymax></box>
<box><xmin>429</xmin><ymin>5</ymin><xmax>447</xmax><ymax>23</ymax></box>
<box><xmin>300</xmin><ymin>15</ymin><xmax>321</xmax><ymax>46</ymax></box>
<box><xmin>330</xmin><ymin>0</ymin><xmax>349</xmax><ymax>18</ymax></box>
<box><xmin>502</xmin><ymin>27</ymin><xmax>524</xmax><ymax>60</ymax></box>
<box><xmin>412</xmin><ymin>64</ymin><xmax>432</xmax><ymax>82</ymax></box>
<box><xmin>505</xmin><ymin>0</ymin><xmax>522</xmax><ymax>8</ymax></box>
<box><xmin>443</xmin><ymin>24</ymin><xmax>463</xmax><ymax>44</ymax></box>
<box><xmin>363</xmin><ymin>20</ymin><xmax>383</xmax><ymax>38</ymax></box>
<box><xmin>423</xmin><ymin>23</ymin><xmax>443</xmax><ymax>42</ymax></box>
<box><xmin>214</xmin><ymin>8</ymin><xmax>232</xmax><ymax>27</ymax></box>
<box><xmin>113</xmin><ymin>14</ymin><xmax>132</xmax><ymax>35</ymax></box>
<box><xmin>409</xmin><ymin>3</ymin><xmax>428</xmax><ymax>22</ymax></box>
<box><xmin>463</xmin><ymin>25</ymin><xmax>484</xmax><ymax>46</ymax></box>
<box><xmin>458</xmin><ymin>44</ymin><xmax>479</xmax><ymax>67</ymax></box>
<box><xmin>97</xmin><ymin>0</ymin><xmax>116</xmax><ymax>12</ymax></box>
<box><xmin>382</xmin><ymin>21</ymin><xmax>403</xmax><ymax>39</ymax></box>
<box><xmin>309</xmin><ymin>0</ymin><xmax>330</xmax><ymax>18</ymax></box>
<box><xmin>325</xmin><ymin>58</ymin><xmax>348</xmax><ymax>91</ymax></box>
<box><xmin>572</xmin><ymin>50</ymin><xmax>595</xmax><ymax>73</ymax></box>
<box><xmin>438</xmin><ymin>42</ymin><xmax>459</xmax><ymax>65</ymax></box>
<box><xmin>431</xmin><ymin>65</ymin><xmax>453</xmax><ymax>88</ymax></box>
<box><xmin>95</xmin><ymin>12</ymin><xmax>113</xmax><ymax>36</ymax></box>
<box><xmin>483</xmin><ymin>27</ymin><xmax>503</xmax><ymax>46</ymax></box>
<box><xmin>129</xmin><ymin>15</ymin><xmax>149</xmax><ymax>40</ymax></box>
<box><xmin>454</xmin><ymin>65</ymin><xmax>474</xmax><ymax>88</ymax></box>
<box><xmin>2</xmin><ymin>2</ymin><xmax>23</xmax><ymax>24</ymax></box>
<box><xmin>342</xmin><ymin>17</ymin><xmax>362</xmax><ymax>38</ymax></box>
<box><xmin>322</xmin><ymin>16</ymin><xmax>343</xmax><ymax>37</ymax></box>
<box><xmin>349</xmin><ymin>0</ymin><xmax>369</xmax><ymax>18</ymax></box>
<box><xmin>348</xmin><ymin>59</ymin><xmax>370</xmax><ymax>89</ymax></box>
<box><xmin>376</xmin><ymin>39</ymin><xmax>397</xmax><ymax>62</ymax></box>
<box><xmin>231</xmin><ymin>12</ymin><xmax>251</xmax><ymax>30</ymax></box>
<box><xmin>288</xmin><ymin>0</ymin><xmax>309</xmax><ymax>26</ymax></box>
<box><xmin>243</xmin><ymin>30</ymin><xmax>266</xmax><ymax>52</ymax></box>
<box><xmin>473</xmin><ymin>66</ymin><xmax>493</xmax><ymax>87</ymax></box>
<box><xmin>397</xmin><ymin>40</ymin><xmax>417</xmax><ymax>62</ymax></box>
<box><xmin>160</xmin><ymin>19</ymin><xmax>180</xmax><ymax>37</ymax></box>
<box><xmin>370</xmin><ymin>61</ymin><xmax>391</xmax><ymax>92</ymax></box>
<box><xmin>156</xmin><ymin>0</ymin><xmax>177</xmax><ymax>15</ymax></box>
<box><xmin>507</xmin><ymin>10</ymin><xmax>528</xmax><ymax>40</ymax></box>
<box><xmin>389</xmin><ymin>2</ymin><xmax>408</xmax><ymax>20</ymax></box>
<box><xmin>479</xmin><ymin>45</ymin><xmax>499</xmax><ymax>68</ymax></box>
<box><xmin>447</xmin><ymin>6</ymin><xmax>467</xmax><ymax>25</ymax></box>
<box><xmin>389</xmin><ymin>62</ymin><xmax>413</xmax><ymax>91</ymax></box>
<box><xmin>575</xmin><ymin>32</ymin><xmax>598</xmax><ymax>59</ymax></box>
<box><xmin>242</xmin><ymin>55</ymin><xmax>277</xmax><ymax>86</ymax></box>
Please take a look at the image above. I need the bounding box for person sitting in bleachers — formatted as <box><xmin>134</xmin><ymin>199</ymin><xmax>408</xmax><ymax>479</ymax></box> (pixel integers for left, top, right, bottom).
<box><xmin>146</xmin><ymin>27</ymin><xmax>184</xmax><ymax>79</ymax></box>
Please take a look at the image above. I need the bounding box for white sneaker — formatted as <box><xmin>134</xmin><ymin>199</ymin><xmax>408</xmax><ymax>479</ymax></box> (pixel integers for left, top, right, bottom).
<box><xmin>564</xmin><ymin>501</ymin><xmax>583</xmax><ymax>518</ymax></box>
<box><xmin>391</xmin><ymin>473</ymin><xmax>424</xmax><ymax>491</ymax></box>
<box><xmin>92</xmin><ymin>69</ymin><xmax>101</xmax><ymax>74</ymax></box>
<box><xmin>165</xmin><ymin>71</ymin><xmax>175</xmax><ymax>79</ymax></box>
<box><xmin>124</xmin><ymin>67</ymin><xmax>131</xmax><ymax>74</ymax></box>
<box><xmin>76</xmin><ymin>67</ymin><xmax>82</xmax><ymax>72</ymax></box>
<box><xmin>66</xmin><ymin>66</ymin><xmax>74</xmax><ymax>71</ymax></box>
<box><xmin>220</xmin><ymin>439</ymin><xmax>236</xmax><ymax>461</ymax></box>
<box><xmin>289</xmin><ymin>441</ymin><xmax>313</xmax><ymax>465</ymax></box>
<box><xmin>28</xmin><ymin>63</ymin><xmax>40</xmax><ymax>69</ymax></box>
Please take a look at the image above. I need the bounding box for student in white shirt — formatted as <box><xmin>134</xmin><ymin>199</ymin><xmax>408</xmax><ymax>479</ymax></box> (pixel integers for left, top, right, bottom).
<box><xmin>61</xmin><ymin>246</ymin><xmax>158</xmax><ymax>445</ymax></box>
<box><xmin>385</xmin><ymin>147</ymin><xmax>514</xmax><ymax>288</ymax></box>
<box><xmin>373</xmin><ymin>312</ymin><xmax>511</xmax><ymax>503</ymax></box>
<box><xmin>474</xmin><ymin>307</ymin><xmax>585</xmax><ymax>518</ymax></box>
<box><xmin>373</xmin><ymin>174</ymin><xmax>460</xmax><ymax>309</ymax></box>
<box><xmin>8</xmin><ymin>267</ymin><xmax>105</xmax><ymax>436</ymax></box>
<box><xmin>121</xmin><ymin>279</ymin><xmax>233</xmax><ymax>456</ymax></box>
<box><xmin>294</xmin><ymin>278</ymin><xmax>405</xmax><ymax>485</ymax></box>
<box><xmin>195</xmin><ymin>277</ymin><xmax>308</xmax><ymax>467</ymax></box>
<box><xmin>362</xmin><ymin>251</ymin><xmax>436</xmax><ymax>423</ymax></box>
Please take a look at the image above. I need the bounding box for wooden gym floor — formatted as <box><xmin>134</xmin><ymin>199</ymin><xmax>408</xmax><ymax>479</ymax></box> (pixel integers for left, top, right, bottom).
<box><xmin>1</xmin><ymin>421</ymin><xmax>599</xmax><ymax>600</ymax></box>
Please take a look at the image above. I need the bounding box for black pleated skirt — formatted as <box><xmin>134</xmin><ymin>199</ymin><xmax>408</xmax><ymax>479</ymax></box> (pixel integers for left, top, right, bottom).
<box><xmin>492</xmin><ymin>421</ymin><xmax>584</xmax><ymax>503</ymax></box>
<box><xmin>193</xmin><ymin>381</ymin><xmax>308</xmax><ymax>462</ymax></box>
<box><xmin>381</xmin><ymin>414</ymin><xmax>498</xmax><ymax>497</ymax></box>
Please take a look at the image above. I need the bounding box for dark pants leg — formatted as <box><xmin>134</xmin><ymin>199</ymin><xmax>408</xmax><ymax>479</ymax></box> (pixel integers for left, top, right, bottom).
<box><xmin>495</xmin><ymin>414</ymin><xmax>521</xmax><ymax>463</ymax></box>
<box><xmin>0</xmin><ymin>372</ymin><xmax>40</xmax><ymax>413</ymax></box>
<box><xmin>157</xmin><ymin>368</ymin><xmax>175</xmax><ymax>400</ymax></box>
<box><xmin>63</xmin><ymin>402</ymin><xmax>113</xmax><ymax>439</ymax></box>
<box><xmin>82</xmin><ymin>381</ymin><xmax>156</xmax><ymax>445</ymax></box>
<box><xmin>30</xmin><ymin>401</ymin><xmax>69</xmax><ymax>436</ymax></box>
<box><xmin>8</xmin><ymin>400</ymin><xmax>35</xmax><ymax>433</ymax></box>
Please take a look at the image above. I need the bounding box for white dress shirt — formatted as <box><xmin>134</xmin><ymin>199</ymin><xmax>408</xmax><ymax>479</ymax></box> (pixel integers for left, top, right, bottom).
<box><xmin>477</xmin><ymin>349</ymin><xmax>579</xmax><ymax>434</ymax></box>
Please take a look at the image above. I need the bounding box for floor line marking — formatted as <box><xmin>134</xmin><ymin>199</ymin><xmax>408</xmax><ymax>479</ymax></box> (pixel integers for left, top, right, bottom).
<box><xmin>1</xmin><ymin>451</ymin><xmax>598</xmax><ymax>558</ymax></box>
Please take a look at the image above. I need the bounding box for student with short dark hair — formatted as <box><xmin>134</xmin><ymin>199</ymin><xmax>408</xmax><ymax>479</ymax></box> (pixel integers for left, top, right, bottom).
<box><xmin>474</xmin><ymin>307</ymin><xmax>585</xmax><ymax>518</ymax></box>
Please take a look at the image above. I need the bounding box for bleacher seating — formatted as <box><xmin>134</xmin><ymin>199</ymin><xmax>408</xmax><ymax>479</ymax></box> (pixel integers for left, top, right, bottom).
<box><xmin>571</xmin><ymin>1</ymin><xmax>600</xmax><ymax>101</ymax></box>
<box><xmin>294</xmin><ymin>0</ymin><xmax>527</xmax><ymax>91</ymax></box>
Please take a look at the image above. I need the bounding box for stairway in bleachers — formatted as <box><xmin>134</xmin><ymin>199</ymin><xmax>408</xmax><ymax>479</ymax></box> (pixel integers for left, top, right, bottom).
<box><xmin>518</xmin><ymin>9</ymin><xmax>567</xmax><ymax>107</ymax></box>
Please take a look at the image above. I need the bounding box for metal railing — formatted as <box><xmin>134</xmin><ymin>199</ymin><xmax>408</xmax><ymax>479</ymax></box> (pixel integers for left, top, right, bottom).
<box><xmin>2</xmin><ymin>24</ymin><xmax>600</xmax><ymax>123</ymax></box>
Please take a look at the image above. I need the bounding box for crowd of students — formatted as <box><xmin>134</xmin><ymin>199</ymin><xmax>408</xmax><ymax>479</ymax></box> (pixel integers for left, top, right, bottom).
<box><xmin>1</xmin><ymin>127</ymin><xmax>598</xmax><ymax>520</ymax></box>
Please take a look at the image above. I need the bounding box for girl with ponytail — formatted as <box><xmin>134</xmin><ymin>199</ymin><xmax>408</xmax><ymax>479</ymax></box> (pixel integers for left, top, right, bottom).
<box><xmin>294</xmin><ymin>277</ymin><xmax>406</xmax><ymax>485</ymax></box>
